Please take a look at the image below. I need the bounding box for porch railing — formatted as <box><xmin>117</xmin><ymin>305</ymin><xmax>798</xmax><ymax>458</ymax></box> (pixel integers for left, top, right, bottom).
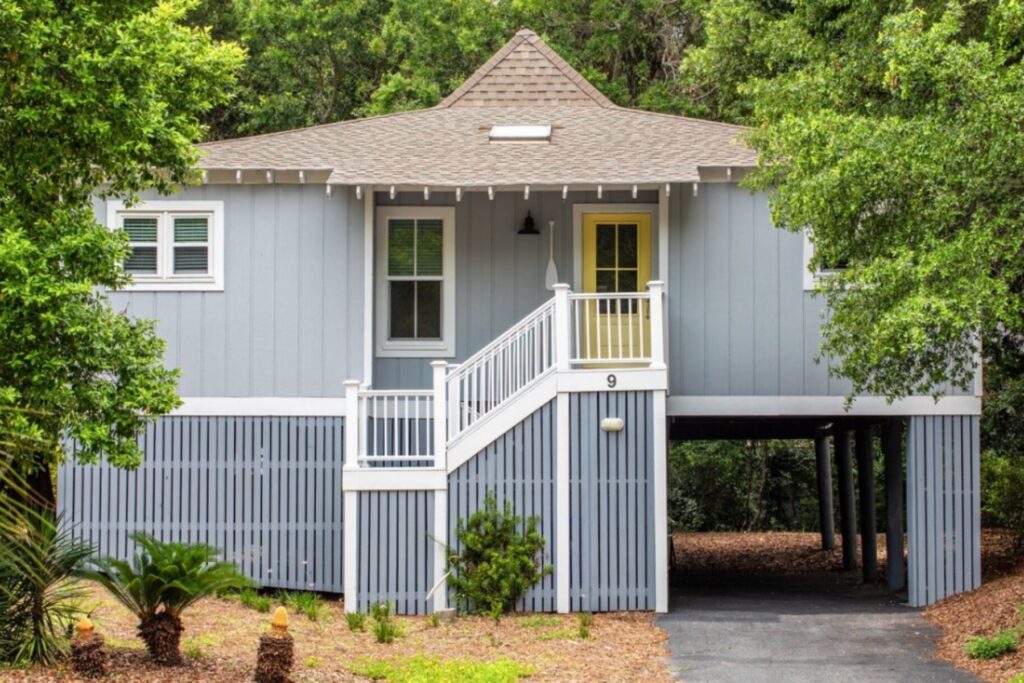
<box><xmin>344</xmin><ymin>281</ymin><xmax>665</xmax><ymax>468</ymax></box>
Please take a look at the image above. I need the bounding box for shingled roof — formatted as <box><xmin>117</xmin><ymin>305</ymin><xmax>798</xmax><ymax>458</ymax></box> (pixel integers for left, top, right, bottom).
<box><xmin>198</xmin><ymin>29</ymin><xmax>755</xmax><ymax>186</ymax></box>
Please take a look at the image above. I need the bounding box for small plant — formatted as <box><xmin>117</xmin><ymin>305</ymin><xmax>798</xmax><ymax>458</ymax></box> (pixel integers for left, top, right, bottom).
<box><xmin>345</xmin><ymin>611</ymin><xmax>367</xmax><ymax>632</ymax></box>
<box><xmin>291</xmin><ymin>592</ymin><xmax>325</xmax><ymax>621</ymax></box>
<box><xmin>577</xmin><ymin>612</ymin><xmax>594</xmax><ymax>639</ymax></box>
<box><xmin>519</xmin><ymin>615</ymin><xmax>560</xmax><ymax>629</ymax></box>
<box><xmin>83</xmin><ymin>533</ymin><xmax>253</xmax><ymax>665</ymax></box>
<box><xmin>428</xmin><ymin>612</ymin><xmax>441</xmax><ymax>628</ymax></box>
<box><xmin>964</xmin><ymin>630</ymin><xmax>1018</xmax><ymax>660</ymax></box>
<box><xmin>446</xmin><ymin>491</ymin><xmax>552</xmax><ymax>621</ymax></box>
<box><xmin>304</xmin><ymin>656</ymin><xmax>322</xmax><ymax>669</ymax></box>
<box><xmin>370</xmin><ymin>602</ymin><xmax>401</xmax><ymax>644</ymax></box>
<box><xmin>1009</xmin><ymin>673</ymin><xmax>1024</xmax><ymax>683</ymax></box>
<box><xmin>183</xmin><ymin>640</ymin><xmax>206</xmax><ymax>660</ymax></box>
<box><xmin>239</xmin><ymin>588</ymin><xmax>272</xmax><ymax>613</ymax></box>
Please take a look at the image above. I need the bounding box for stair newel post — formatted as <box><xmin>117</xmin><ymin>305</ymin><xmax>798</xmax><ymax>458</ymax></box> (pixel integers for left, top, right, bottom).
<box><xmin>553</xmin><ymin>283</ymin><xmax>571</xmax><ymax>372</ymax></box>
<box><xmin>431</xmin><ymin>361</ymin><xmax>448</xmax><ymax>469</ymax></box>
<box><xmin>343</xmin><ymin>380</ymin><xmax>361</xmax><ymax>468</ymax></box>
<box><xmin>647</xmin><ymin>281</ymin><xmax>666</xmax><ymax>369</ymax></box>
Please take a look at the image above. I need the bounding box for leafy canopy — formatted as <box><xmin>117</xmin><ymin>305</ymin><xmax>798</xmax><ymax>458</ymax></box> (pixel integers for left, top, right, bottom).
<box><xmin>0</xmin><ymin>0</ymin><xmax>243</xmax><ymax>498</ymax></box>
<box><xmin>685</xmin><ymin>0</ymin><xmax>1024</xmax><ymax>399</ymax></box>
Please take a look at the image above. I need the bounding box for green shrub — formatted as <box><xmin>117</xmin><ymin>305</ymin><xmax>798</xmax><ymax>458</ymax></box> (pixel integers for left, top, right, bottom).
<box><xmin>577</xmin><ymin>612</ymin><xmax>594</xmax><ymax>639</ymax></box>
<box><xmin>981</xmin><ymin>451</ymin><xmax>1024</xmax><ymax>546</ymax></box>
<box><xmin>351</xmin><ymin>655</ymin><xmax>531</xmax><ymax>682</ymax></box>
<box><xmin>83</xmin><ymin>533</ymin><xmax>253</xmax><ymax>666</ymax></box>
<box><xmin>1008</xmin><ymin>673</ymin><xmax>1024</xmax><ymax>683</ymax></box>
<box><xmin>428</xmin><ymin>612</ymin><xmax>441</xmax><ymax>628</ymax></box>
<box><xmin>238</xmin><ymin>588</ymin><xmax>271</xmax><ymax>613</ymax></box>
<box><xmin>0</xmin><ymin>480</ymin><xmax>93</xmax><ymax>665</ymax></box>
<box><xmin>371</xmin><ymin>602</ymin><xmax>401</xmax><ymax>644</ymax></box>
<box><xmin>446</xmin><ymin>492</ymin><xmax>552</xmax><ymax>621</ymax></box>
<box><xmin>345</xmin><ymin>611</ymin><xmax>367</xmax><ymax>632</ymax></box>
<box><xmin>964</xmin><ymin>630</ymin><xmax>1018</xmax><ymax>660</ymax></box>
<box><xmin>291</xmin><ymin>591</ymin><xmax>325</xmax><ymax>621</ymax></box>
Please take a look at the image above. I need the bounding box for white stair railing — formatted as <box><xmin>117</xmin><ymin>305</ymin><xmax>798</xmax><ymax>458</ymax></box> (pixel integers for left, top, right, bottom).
<box><xmin>568</xmin><ymin>291</ymin><xmax>652</xmax><ymax>365</ymax></box>
<box><xmin>354</xmin><ymin>389</ymin><xmax>436</xmax><ymax>466</ymax></box>
<box><xmin>446</xmin><ymin>296</ymin><xmax>558</xmax><ymax>443</ymax></box>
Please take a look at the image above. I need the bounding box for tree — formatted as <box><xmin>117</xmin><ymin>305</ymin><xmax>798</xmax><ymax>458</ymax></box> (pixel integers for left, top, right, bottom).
<box><xmin>683</xmin><ymin>0</ymin><xmax>1024</xmax><ymax>400</ymax></box>
<box><xmin>0</xmin><ymin>0</ymin><xmax>244</xmax><ymax>506</ymax></box>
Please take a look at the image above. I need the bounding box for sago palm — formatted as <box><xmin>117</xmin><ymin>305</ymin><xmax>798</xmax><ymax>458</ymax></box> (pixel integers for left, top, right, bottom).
<box><xmin>83</xmin><ymin>533</ymin><xmax>252</xmax><ymax>665</ymax></box>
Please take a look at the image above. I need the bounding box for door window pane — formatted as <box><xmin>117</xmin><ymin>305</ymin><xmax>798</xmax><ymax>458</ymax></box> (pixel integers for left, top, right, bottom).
<box><xmin>618</xmin><ymin>224</ymin><xmax>638</xmax><ymax>268</ymax></box>
<box><xmin>596</xmin><ymin>224</ymin><xmax>616</xmax><ymax>268</ymax></box>
<box><xmin>389</xmin><ymin>281</ymin><xmax>415</xmax><ymax>338</ymax></box>
<box><xmin>618</xmin><ymin>269</ymin><xmax>637</xmax><ymax>292</ymax></box>
<box><xmin>595</xmin><ymin>270</ymin><xmax>616</xmax><ymax>293</ymax></box>
<box><xmin>416</xmin><ymin>281</ymin><xmax>442</xmax><ymax>338</ymax></box>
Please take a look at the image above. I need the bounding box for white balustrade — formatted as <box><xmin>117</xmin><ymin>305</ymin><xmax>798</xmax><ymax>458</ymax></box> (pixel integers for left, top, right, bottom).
<box><xmin>568</xmin><ymin>290</ymin><xmax>653</xmax><ymax>365</ymax></box>
<box><xmin>356</xmin><ymin>390</ymin><xmax>435</xmax><ymax>465</ymax></box>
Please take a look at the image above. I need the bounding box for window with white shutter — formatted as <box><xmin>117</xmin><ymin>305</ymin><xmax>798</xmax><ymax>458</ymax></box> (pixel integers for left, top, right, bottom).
<box><xmin>107</xmin><ymin>201</ymin><xmax>224</xmax><ymax>291</ymax></box>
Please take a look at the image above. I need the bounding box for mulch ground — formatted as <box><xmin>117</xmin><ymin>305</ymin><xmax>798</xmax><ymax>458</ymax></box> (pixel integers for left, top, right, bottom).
<box><xmin>2</xmin><ymin>584</ymin><xmax>671</xmax><ymax>682</ymax></box>
<box><xmin>924</xmin><ymin>530</ymin><xmax>1024</xmax><ymax>683</ymax></box>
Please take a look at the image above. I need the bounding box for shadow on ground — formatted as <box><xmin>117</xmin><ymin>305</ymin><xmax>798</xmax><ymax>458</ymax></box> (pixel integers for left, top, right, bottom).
<box><xmin>658</xmin><ymin>570</ymin><xmax>978</xmax><ymax>683</ymax></box>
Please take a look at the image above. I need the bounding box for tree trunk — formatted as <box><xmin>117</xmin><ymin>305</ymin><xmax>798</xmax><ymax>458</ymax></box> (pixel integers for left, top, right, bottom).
<box><xmin>139</xmin><ymin>612</ymin><xmax>183</xmax><ymax>666</ymax></box>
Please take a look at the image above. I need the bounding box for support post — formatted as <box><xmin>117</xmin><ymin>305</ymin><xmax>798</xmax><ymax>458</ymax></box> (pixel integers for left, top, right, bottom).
<box><xmin>647</xmin><ymin>281</ymin><xmax>666</xmax><ymax>369</ymax></box>
<box><xmin>555</xmin><ymin>392</ymin><xmax>570</xmax><ymax>613</ymax></box>
<box><xmin>431</xmin><ymin>361</ymin><xmax>448</xmax><ymax>469</ymax></box>
<box><xmin>653</xmin><ymin>390</ymin><xmax>669</xmax><ymax>613</ymax></box>
<box><xmin>814</xmin><ymin>434</ymin><xmax>836</xmax><ymax>550</ymax></box>
<box><xmin>432</xmin><ymin>489</ymin><xmax>448</xmax><ymax>612</ymax></box>
<box><xmin>835</xmin><ymin>431</ymin><xmax>857</xmax><ymax>570</ymax></box>
<box><xmin>342</xmin><ymin>379</ymin><xmax>361</xmax><ymax>612</ymax></box>
<box><xmin>856</xmin><ymin>426</ymin><xmax>878</xmax><ymax>582</ymax></box>
<box><xmin>883</xmin><ymin>420</ymin><xmax>905</xmax><ymax>591</ymax></box>
<box><xmin>553</xmin><ymin>284</ymin><xmax>571</xmax><ymax>371</ymax></box>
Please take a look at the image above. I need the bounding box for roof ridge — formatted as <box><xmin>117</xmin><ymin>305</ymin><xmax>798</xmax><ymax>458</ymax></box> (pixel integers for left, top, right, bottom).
<box><xmin>436</xmin><ymin>28</ymin><xmax>612</xmax><ymax>109</ymax></box>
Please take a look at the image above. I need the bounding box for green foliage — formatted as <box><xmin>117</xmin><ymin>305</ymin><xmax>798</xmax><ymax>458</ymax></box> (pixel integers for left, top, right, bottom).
<box><xmin>518</xmin><ymin>615</ymin><xmax>559</xmax><ymax>629</ymax></box>
<box><xmin>0</xmin><ymin>0</ymin><xmax>243</xmax><ymax>504</ymax></box>
<box><xmin>305</xmin><ymin>655</ymin><xmax>322</xmax><ymax>669</ymax></box>
<box><xmin>237</xmin><ymin>588</ymin><xmax>271</xmax><ymax>613</ymax></box>
<box><xmin>346</xmin><ymin>611</ymin><xmax>368</xmax><ymax>632</ymax></box>
<box><xmin>428</xmin><ymin>612</ymin><xmax>441</xmax><ymax>628</ymax></box>
<box><xmin>964</xmin><ymin>630</ymin><xmax>1018</xmax><ymax>660</ymax></box>
<box><xmin>290</xmin><ymin>591</ymin><xmax>326</xmax><ymax>621</ymax></box>
<box><xmin>82</xmin><ymin>533</ymin><xmax>252</xmax><ymax>663</ymax></box>
<box><xmin>1009</xmin><ymin>674</ymin><xmax>1024</xmax><ymax>683</ymax></box>
<box><xmin>981</xmin><ymin>451</ymin><xmax>1024</xmax><ymax>546</ymax></box>
<box><xmin>0</xmin><ymin>472</ymin><xmax>93</xmax><ymax>665</ymax></box>
<box><xmin>446</xmin><ymin>492</ymin><xmax>552</xmax><ymax>620</ymax></box>
<box><xmin>685</xmin><ymin>0</ymin><xmax>1024</xmax><ymax>400</ymax></box>
<box><xmin>350</xmin><ymin>655</ymin><xmax>532</xmax><ymax>682</ymax></box>
<box><xmin>371</xmin><ymin>601</ymin><xmax>402</xmax><ymax>644</ymax></box>
<box><xmin>577</xmin><ymin>612</ymin><xmax>594</xmax><ymax>639</ymax></box>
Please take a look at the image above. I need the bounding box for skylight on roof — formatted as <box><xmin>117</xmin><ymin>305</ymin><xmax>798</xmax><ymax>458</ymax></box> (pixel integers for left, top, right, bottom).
<box><xmin>489</xmin><ymin>125</ymin><xmax>552</xmax><ymax>142</ymax></box>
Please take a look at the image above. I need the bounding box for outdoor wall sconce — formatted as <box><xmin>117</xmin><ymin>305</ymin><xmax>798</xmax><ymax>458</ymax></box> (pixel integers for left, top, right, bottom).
<box><xmin>600</xmin><ymin>417</ymin><xmax>624</xmax><ymax>432</ymax></box>
<box><xmin>519</xmin><ymin>210</ymin><xmax>540</xmax><ymax>235</ymax></box>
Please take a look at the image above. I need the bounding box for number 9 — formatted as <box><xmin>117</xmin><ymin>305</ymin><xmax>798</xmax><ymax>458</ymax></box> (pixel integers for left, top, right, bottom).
<box><xmin>607</xmin><ymin>374</ymin><xmax>617</xmax><ymax>388</ymax></box>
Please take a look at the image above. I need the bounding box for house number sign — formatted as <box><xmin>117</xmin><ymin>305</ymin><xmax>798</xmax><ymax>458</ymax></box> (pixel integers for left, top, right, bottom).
<box><xmin>607</xmin><ymin>374</ymin><xmax>617</xmax><ymax>388</ymax></box>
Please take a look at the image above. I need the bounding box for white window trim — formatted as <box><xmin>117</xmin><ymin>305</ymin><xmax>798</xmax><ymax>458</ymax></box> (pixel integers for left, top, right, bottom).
<box><xmin>106</xmin><ymin>200</ymin><xmax>225</xmax><ymax>292</ymax></box>
<box><xmin>375</xmin><ymin>206</ymin><xmax>456</xmax><ymax>357</ymax></box>
<box><xmin>802</xmin><ymin>230</ymin><xmax>846</xmax><ymax>291</ymax></box>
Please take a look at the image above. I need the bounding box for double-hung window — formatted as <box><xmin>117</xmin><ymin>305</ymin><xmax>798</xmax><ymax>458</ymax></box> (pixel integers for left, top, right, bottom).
<box><xmin>802</xmin><ymin>230</ymin><xmax>849</xmax><ymax>291</ymax></box>
<box><xmin>376</xmin><ymin>206</ymin><xmax>455</xmax><ymax>357</ymax></box>
<box><xmin>107</xmin><ymin>201</ymin><xmax>225</xmax><ymax>291</ymax></box>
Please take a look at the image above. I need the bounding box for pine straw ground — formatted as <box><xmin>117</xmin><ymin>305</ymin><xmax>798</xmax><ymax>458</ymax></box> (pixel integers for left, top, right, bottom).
<box><xmin>3</xmin><ymin>584</ymin><xmax>670</xmax><ymax>682</ymax></box>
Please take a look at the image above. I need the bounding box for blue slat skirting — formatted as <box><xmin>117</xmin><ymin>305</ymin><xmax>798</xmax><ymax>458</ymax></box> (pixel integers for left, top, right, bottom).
<box><xmin>57</xmin><ymin>415</ymin><xmax>345</xmax><ymax>593</ymax></box>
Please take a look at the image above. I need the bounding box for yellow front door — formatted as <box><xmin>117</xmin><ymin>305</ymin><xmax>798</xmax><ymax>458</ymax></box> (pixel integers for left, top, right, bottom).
<box><xmin>580</xmin><ymin>213</ymin><xmax>652</xmax><ymax>363</ymax></box>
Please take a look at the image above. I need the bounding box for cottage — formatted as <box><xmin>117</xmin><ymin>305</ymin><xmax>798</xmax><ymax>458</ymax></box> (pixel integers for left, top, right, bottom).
<box><xmin>64</xmin><ymin>29</ymin><xmax>982</xmax><ymax>614</ymax></box>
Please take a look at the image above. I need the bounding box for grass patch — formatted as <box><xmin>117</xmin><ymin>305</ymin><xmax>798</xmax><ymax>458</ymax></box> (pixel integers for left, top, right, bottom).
<box><xmin>238</xmin><ymin>588</ymin><xmax>272</xmax><ymax>613</ymax></box>
<box><xmin>345</xmin><ymin>611</ymin><xmax>367</xmax><ymax>632</ymax></box>
<box><xmin>577</xmin><ymin>612</ymin><xmax>594</xmax><ymax>639</ymax></box>
<box><xmin>537</xmin><ymin>628</ymin><xmax>579</xmax><ymax>641</ymax></box>
<box><xmin>371</xmin><ymin>602</ymin><xmax>402</xmax><ymax>644</ymax></box>
<box><xmin>182</xmin><ymin>634</ymin><xmax>221</xmax><ymax>660</ymax></box>
<box><xmin>964</xmin><ymin>630</ymin><xmax>1018</xmax><ymax>660</ymax></box>
<box><xmin>104</xmin><ymin>636</ymin><xmax>144</xmax><ymax>651</ymax></box>
<box><xmin>304</xmin><ymin>656</ymin><xmax>322</xmax><ymax>669</ymax></box>
<box><xmin>428</xmin><ymin>612</ymin><xmax>441</xmax><ymax>628</ymax></box>
<box><xmin>517</xmin><ymin>615</ymin><xmax>560</xmax><ymax>629</ymax></box>
<box><xmin>277</xmin><ymin>590</ymin><xmax>327</xmax><ymax>621</ymax></box>
<box><xmin>351</xmin><ymin>655</ymin><xmax>531</xmax><ymax>682</ymax></box>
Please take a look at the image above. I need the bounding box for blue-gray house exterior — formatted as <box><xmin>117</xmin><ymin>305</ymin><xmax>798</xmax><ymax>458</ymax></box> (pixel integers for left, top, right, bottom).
<box><xmin>62</xmin><ymin>29</ymin><xmax>982</xmax><ymax>613</ymax></box>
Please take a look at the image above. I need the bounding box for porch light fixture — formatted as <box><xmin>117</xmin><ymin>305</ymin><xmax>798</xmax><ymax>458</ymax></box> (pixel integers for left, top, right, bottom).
<box><xmin>519</xmin><ymin>210</ymin><xmax>539</xmax><ymax>235</ymax></box>
<box><xmin>489</xmin><ymin>124</ymin><xmax>551</xmax><ymax>142</ymax></box>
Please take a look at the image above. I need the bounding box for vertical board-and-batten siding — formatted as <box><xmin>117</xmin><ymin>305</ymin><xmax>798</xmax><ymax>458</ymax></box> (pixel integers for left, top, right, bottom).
<box><xmin>98</xmin><ymin>184</ymin><xmax>365</xmax><ymax>396</ymax></box>
<box><xmin>373</xmin><ymin>190</ymin><xmax>659</xmax><ymax>389</ymax></box>
<box><xmin>357</xmin><ymin>491</ymin><xmax>435</xmax><ymax>614</ymax></box>
<box><xmin>569</xmin><ymin>391</ymin><xmax>655</xmax><ymax>611</ymax></box>
<box><xmin>906</xmin><ymin>415</ymin><xmax>981</xmax><ymax>607</ymax></box>
<box><xmin>57</xmin><ymin>416</ymin><xmax>345</xmax><ymax>593</ymax></box>
<box><xmin>448</xmin><ymin>399</ymin><xmax>558</xmax><ymax>612</ymax></box>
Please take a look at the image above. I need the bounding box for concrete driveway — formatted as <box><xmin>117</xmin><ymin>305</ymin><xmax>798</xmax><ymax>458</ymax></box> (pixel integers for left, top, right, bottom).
<box><xmin>657</xmin><ymin>571</ymin><xmax>977</xmax><ymax>683</ymax></box>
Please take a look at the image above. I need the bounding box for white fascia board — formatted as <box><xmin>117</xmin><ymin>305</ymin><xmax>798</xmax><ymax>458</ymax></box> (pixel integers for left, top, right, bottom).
<box><xmin>171</xmin><ymin>397</ymin><xmax>345</xmax><ymax>416</ymax></box>
<box><xmin>666</xmin><ymin>394</ymin><xmax>982</xmax><ymax>417</ymax></box>
<box><xmin>342</xmin><ymin>467</ymin><xmax>447</xmax><ymax>491</ymax></box>
<box><xmin>556</xmin><ymin>368</ymin><xmax>667</xmax><ymax>393</ymax></box>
